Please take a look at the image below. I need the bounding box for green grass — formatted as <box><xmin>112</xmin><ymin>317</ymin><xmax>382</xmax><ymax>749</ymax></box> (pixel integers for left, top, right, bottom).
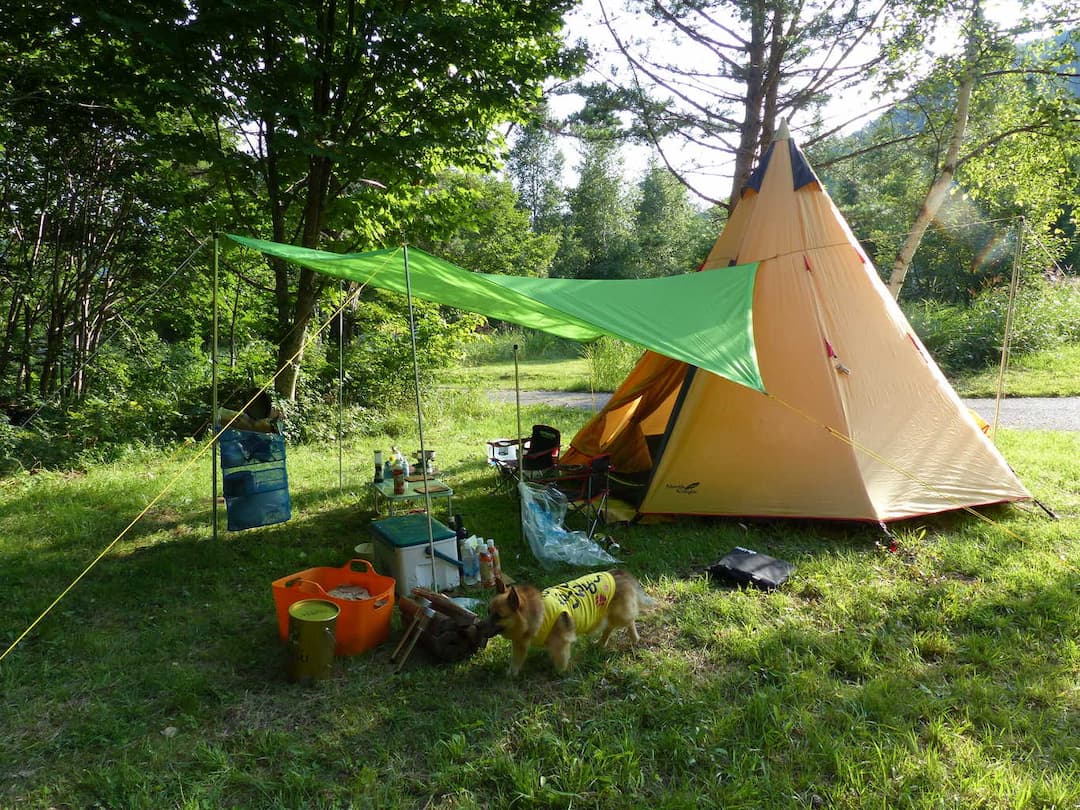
<box><xmin>2</xmin><ymin>381</ymin><xmax>1078</xmax><ymax>809</ymax></box>
<box><xmin>952</xmin><ymin>343</ymin><xmax>1080</xmax><ymax>397</ymax></box>
<box><xmin>456</xmin><ymin>357</ymin><xmax>596</xmax><ymax>393</ymax></box>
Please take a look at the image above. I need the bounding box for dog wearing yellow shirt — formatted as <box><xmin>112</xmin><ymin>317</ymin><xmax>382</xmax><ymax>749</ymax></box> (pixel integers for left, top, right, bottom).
<box><xmin>485</xmin><ymin>570</ymin><xmax>646</xmax><ymax>675</ymax></box>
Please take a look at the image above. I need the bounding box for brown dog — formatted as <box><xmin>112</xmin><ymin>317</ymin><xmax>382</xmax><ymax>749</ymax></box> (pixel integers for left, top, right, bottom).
<box><xmin>485</xmin><ymin>570</ymin><xmax>646</xmax><ymax>675</ymax></box>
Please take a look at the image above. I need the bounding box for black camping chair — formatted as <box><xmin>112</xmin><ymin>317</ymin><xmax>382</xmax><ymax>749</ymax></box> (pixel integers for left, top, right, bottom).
<box><xmin>546</xmin><ymin>452</ymin><xmax>612</xmax><ymax>539</ymax></box>
<box><xmin>520</xmin><ymin>424</ymin><xmax>561</xmax><ymax>480</ymax></box>
<box><xmin>488</xmin><ymin>424</ymin><xmax>561</xmax><ymax>493</ymax></box>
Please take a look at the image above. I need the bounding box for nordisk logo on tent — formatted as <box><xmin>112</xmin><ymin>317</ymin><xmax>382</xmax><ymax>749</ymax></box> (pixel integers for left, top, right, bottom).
<box><xmin>667</xmin><ymin>481</ymin><xmax>701</xmax><ymax>496</ymax></box>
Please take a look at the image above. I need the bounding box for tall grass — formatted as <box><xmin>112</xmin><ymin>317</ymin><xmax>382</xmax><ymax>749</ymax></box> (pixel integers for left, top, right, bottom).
<box><xmin>581</xmin><ymin>336</ymin><xmax>641</xmax><ymax>393</ymax></box>
<box><xmin>905</xmin><ymin>277</ymin><xmax>1080</xmax><ymax>375</ymax></box>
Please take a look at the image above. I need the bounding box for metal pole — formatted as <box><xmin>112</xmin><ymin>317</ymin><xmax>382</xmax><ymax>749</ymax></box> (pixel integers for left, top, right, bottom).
<box><xmin>993</xmin><ymin>217</ymin><xmax>1024</xmax><ymax>440</ymax></box>
<box><xmin>338</xmin><ymin>280</ymin><xmax>344</xmax><ymax>491</ymax></box>
<box><xmin>402</xmin><ymin>244</ymin><xmax>439</xmax><ymax>589</ymax></box>
<box><xmin>513</xmin><ymin>343</ymin><xmax>523</xmax><ymax>545</ymax></box>
<box><xmin>211</xmin><ymin>233</ymin><xmax>220</xmax><ymax>541</ymax></box>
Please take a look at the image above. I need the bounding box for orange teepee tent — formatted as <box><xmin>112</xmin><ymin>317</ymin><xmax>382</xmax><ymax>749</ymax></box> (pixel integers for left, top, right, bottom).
<box><xmin>561</xmin><ymin>123</ymin><xmax>1030</xmax><ymax>523</ymax></box>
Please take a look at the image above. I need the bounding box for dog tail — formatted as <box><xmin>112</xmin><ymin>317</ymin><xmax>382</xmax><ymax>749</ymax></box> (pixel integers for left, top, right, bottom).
<box><xmin>613</xmin><ymin>570</ymin><xmax>659</xmax><ymax>610</ymax></box>
<box><xmin>636</xmin><ymin>584</ymin><xmax>659</xmax><ymax>610</ymax></box>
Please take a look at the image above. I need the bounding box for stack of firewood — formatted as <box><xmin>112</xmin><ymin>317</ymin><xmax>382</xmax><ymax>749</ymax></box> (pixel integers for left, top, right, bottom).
<box><xmin>396</xmin><ymin>586</ymin><xmax>496</xmax><ymax>663</ymax></box>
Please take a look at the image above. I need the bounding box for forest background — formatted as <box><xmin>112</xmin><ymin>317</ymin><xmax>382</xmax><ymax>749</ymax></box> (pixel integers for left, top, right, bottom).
<box><xmin>1</xmin><ymin>0</ymin><xmax>1079</xmax><ymax>472</ymax></box>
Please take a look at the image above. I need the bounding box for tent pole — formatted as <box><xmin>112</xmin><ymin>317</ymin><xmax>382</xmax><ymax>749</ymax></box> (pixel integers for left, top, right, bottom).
<box><xmin>402</xmin><ymin>243</ymin><xmax>438</xmax><ymax>589</ymax></box>
<box><xmin>513</xmin><ymin>343</ymin><xmax>523</xmax><ymax>546</ymax></box>
<box><xmin>338</xmin><ymin>280</ymin><xmax>344</xmax><ymax>491</ymax></box>
<box><xmin>992</xmin><ymin>217</ymin><xmax>1024</xmax><ymax>441</ymax></box>
<box><xmin>211</xmin><ymin>233</ymin><xmax>220</xmax><ymax>541</ymax></box>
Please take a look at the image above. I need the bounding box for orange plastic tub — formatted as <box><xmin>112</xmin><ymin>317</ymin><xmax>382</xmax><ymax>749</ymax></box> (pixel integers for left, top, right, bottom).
<box><xmin>271</xmin><ymin>559</ymin><xmax>395</xmax><ymax>656</ymax></box>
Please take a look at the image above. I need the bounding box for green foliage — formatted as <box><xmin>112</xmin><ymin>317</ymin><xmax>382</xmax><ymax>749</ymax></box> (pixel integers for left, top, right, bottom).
<box><xmin>0</xmin><ymin>414</ymin><xmax>22</xmax><ymax>474</ymax></box>
<box><xmin>906</xmin><ymin>277</ymin><xmax>1080</xmax><ymax>373</ymax></box>
<box><xmin>555</xmin><ymin>141</ymin><xmax>636</xmax><ymax>278</ymax></box>
<box><xmin>627</xmin><ymin>160</ymin><xmax>719</xmax><ymax>277</ymax></box>
<box><xmin>416</xmin><ymin>171</ymin><xmax>560</xmax><ymax>277</ymax></box>
<box><xmin>582</xmin><ymin>336</ymin><xmax>641</xmax><ymax>392</ymax></box>
<box><xmin>462</xmin><ymin>328</ymin><xmax>581</xmax><ymax>365</ymax></box>
<box><xmin>506</xmin><ymin>103</ymin><xmax>567</xmax><ymax>235</ymax></box>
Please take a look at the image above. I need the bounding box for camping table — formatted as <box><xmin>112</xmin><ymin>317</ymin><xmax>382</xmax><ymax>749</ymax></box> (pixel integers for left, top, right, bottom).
<box><xmin>369</xmin><ymin>477</ymin><xmax>453</xmax><ymax>520</ymax></box>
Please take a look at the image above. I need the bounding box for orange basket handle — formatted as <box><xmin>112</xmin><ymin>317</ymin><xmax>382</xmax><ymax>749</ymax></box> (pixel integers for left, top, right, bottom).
<box><xmin>346</xmin><ymin>558</ymin><xmax>375</xmax><ymax>574</ymax></box>
<box><xmin>281</xmin><ymin>577</ymin><xmax>329</xmax><ymax>596</ymax></box>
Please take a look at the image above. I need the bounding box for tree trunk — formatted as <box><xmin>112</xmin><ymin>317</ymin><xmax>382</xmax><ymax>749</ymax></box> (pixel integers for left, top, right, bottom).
<box><xmin>887</xmin><ymin>0</ymin><xmax>982</xmax><ymax>300</ymax></box>
<box><xmin>729</xmin><ymin>2</ymin><xmax>768</xmax><ymax>208</ymax></box>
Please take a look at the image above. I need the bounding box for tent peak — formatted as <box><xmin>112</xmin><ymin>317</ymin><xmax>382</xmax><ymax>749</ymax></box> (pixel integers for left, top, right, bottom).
<box><xmin>774</xmin><ymin>120</ymin><xmax>791</xmax><ymax>142</ymax></box>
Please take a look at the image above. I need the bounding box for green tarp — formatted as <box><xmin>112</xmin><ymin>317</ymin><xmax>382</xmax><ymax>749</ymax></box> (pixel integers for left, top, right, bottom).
<box><xmin>227</xmin><ymin>234</ymin><xmax>764</xmax><ymax>393</ymax></box>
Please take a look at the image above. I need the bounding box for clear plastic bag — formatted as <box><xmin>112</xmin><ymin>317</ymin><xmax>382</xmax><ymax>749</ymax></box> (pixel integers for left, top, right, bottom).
<box><xmin>518</xmin><ymin>480</ymin><xmax>620</xmax><ymax>569</ymax></box>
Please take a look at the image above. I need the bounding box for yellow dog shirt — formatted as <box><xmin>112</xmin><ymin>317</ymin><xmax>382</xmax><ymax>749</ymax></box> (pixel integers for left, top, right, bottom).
<box><xmin>533</xmin><ymin>571</ymin><xmax>616</xmax><ymax>646</ymax></box>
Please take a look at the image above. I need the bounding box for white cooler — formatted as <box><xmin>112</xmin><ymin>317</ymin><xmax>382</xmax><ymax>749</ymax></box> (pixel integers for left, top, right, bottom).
<box><xmin>370</xmin><ymin>513</ymin><xmax>460</xmax><ymax>597</ymax></box>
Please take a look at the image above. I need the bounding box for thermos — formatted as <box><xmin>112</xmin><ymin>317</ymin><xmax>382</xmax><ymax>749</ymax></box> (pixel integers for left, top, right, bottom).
<box><xmin>374</xmin><ymin>450</ymin><xmax>384</xmax><ymax>482</ymax></box>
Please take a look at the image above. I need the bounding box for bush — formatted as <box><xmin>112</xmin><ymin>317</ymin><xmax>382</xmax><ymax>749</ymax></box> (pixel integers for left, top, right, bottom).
<box><xmin>582</xmin><ymin>336</ymin><xmax>640</xmax><ymax>392</ymax></box>
<box><xmin>906</xmin><ymin>277</ymin><xmax>1080</xmax><ymax>374</ymax></box>
<box><xmin>461</xmin><ymin>327</ymin><xmax>580</xmax><ymax>365</ymax></box>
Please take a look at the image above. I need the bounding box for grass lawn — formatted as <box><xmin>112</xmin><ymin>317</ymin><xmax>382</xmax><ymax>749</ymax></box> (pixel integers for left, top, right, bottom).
<box><xmin>456</xmin><ymin>356</ymin><xmax>595</xmax><ymax>393</ymax></box>
<box><xmin>952</xmin><ymin>343</ymin><xmax>1080</xmax><ymax>397</ymax></box>
<box><xmin>2</xmin><ymin>380</ymin><xmax>1078</xmax><ymax>809</ymax></box>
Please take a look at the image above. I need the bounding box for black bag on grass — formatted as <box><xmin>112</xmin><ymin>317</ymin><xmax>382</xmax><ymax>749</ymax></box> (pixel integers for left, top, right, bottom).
<box><xmin>707</xmin><ymin>547</ymin><xmax>794</xmax><ymax>590</ymax></box>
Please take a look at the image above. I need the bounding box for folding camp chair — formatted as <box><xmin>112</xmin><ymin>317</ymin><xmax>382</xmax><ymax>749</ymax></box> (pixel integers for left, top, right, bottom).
<box><xmin>545</xmin><ymin>452</ymin><xmax>612</xmax><ymax>539</ymax></box>
<box><xmin>486</xmin><ymin>437</ymin><xmax>522</xmax><ymax>494</ymax></box>
<box><xmin>520</xmin><ymin>424</ymin><xmax>560</xmax><ymax>480</ymax></box>
<box><xmin>486</xmin><ymin>425</ymin><xmax>561</xmax><ymax>493</ymax></box>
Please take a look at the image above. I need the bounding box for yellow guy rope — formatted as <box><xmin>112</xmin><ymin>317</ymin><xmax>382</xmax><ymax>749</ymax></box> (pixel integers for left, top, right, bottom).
<box><xmin>764</xmin><ymin>392</ymin><xmax>1030</xmax><ymax>544</ymax></box>
<box><xmin>0</xmin><ymin>248</ymin><xmax>400</xmax><ymax>664</ymax></box>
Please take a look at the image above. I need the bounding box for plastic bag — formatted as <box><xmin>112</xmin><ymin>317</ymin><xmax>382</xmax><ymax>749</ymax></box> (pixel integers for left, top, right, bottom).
<box><xmin>518</xmin><ymin>480</ymin><xmax>620</xmax><ymax>569</ymax></box>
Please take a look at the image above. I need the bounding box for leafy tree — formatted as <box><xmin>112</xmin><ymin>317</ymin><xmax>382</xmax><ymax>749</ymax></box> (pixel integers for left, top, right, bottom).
<box><xmin>556</xmin><ymin>140</ymin><xmax>635</xmax><ymax>278</ymax></box>
<box><xmin>883</xmin><ymin>0</ymin><xmax>1080</xmax><ymax>298</ymax></box>
<box><xmin>506</xmin><ymin>103</ymin><xmax>568</xmax><ymax>235</ymax></box>
<box><xmin>629</xmin><ymin>159</ymin><xmax>716</xmax><ymax>277</ymax></box>
<box><xmin>183</xmin><ymin>0</ymin><xmax>584</xmax><ymax>400</ymax></box>
<box><xmin>576</xmin><ymin>0</ymin><xmax>940</xmax><ymax>207</ymax></box>
<box><xmin>2</xmin><ymin>0</ymin><xmax>584</xmax><ymax>402</ymax></box>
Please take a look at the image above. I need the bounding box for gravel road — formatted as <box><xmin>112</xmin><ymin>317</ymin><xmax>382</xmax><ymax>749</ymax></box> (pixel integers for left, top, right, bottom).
<box><xmin>490</xmin><ymin>391</ymin><xmax>1080</xmax><ymax>432</ymax></box>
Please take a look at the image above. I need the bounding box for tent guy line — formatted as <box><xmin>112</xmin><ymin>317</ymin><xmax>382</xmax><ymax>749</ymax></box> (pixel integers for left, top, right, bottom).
<box><xmin>0</xmin><ymin>264</ymin><xmax>391</xmax><ymax>664</ymax></box>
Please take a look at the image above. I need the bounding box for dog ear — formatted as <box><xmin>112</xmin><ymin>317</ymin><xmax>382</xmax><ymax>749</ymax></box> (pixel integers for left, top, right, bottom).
<box><xmin>507</xmin><ymin>586</ymin><xmax>520</xmax><ymax>611</ymax></box>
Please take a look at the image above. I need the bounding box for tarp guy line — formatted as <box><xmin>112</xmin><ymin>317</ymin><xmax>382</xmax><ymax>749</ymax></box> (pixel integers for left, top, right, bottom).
<box><xmin>0</xmin><ymin>248</ymin><xmax>401</xmax><ymax>664</ymax></box>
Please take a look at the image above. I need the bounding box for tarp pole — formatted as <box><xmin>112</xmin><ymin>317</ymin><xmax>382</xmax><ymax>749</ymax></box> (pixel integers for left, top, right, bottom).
<box><xmin>402</xmin><ymin>244</ymin><xmax>438</xmax><ymax>589</ymax></box>
<box><xmin>337</xmin><ymin>280</ymin><xmax>344</xmax><ymax>491</ymax></box>
<box><xmin>993</xmin><ymin>217</ymin><xmax>1024</xmax><ymax>441</ymax></box>
<box><xmin>211</xmin><ymin>233</ymin><xmax>220</xmax><ymax>541</ymax></box>
<box><xmin>514</xmin><ymin>343</ymin><xmax>523</xmax><ymax>545</ymax></box>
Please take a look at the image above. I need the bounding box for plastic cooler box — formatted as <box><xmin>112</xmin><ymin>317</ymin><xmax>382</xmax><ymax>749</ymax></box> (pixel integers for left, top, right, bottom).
<box><xmin>271</xmin><ymin>559</ymin><xmax>395</xmax><ymax>656</ymax></box>
<box><xmin>370</xmin><ymin>513</ymin><xmax>460</xmax><ymax>597</ymax></box>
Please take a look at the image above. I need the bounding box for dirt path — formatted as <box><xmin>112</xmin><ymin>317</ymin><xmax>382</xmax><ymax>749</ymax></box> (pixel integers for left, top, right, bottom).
<box><xmin>490</xmin><ymin>391</ymin><xmax>1080</xmax><ymax>432</ymax></box>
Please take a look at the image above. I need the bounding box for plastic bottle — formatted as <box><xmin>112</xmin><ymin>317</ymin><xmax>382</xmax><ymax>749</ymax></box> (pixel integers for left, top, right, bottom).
<box><xmin>479</xmin><ymin>544</ymin><xmax>494</xmax><ymax>588</ymax></box>
<box><xmin>488</xmin><ymin>541</ymin><xmax>502</xmax><ymax>582</ymax></box>
<box><xmin>391</xmin><ymin>455</ymin><xmax>405</xmax><ymax>495</ymax></box>
<box><xmin>462</xmin><ymin>536</ymin><xmax>480</xmax><ymax>586</ymax></box>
